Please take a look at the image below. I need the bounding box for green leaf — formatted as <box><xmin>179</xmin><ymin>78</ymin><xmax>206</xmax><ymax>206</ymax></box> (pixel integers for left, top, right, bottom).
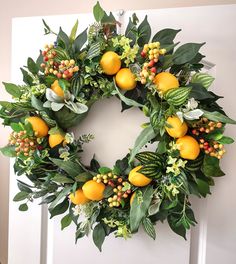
<box><xmin>49</xmin><ymin>199</ymin><xmax>69</xmax><ymax>218</ymax></box>
<box><xmin>203</xmin><ymin>110</ymin><xmax>236</xmax><ymax>124</ymax></box>
<box><xmin>73</xmin><ymin>28</ymin><xmax>87</xmax><ymax>53</ymax></box>
<box><xmin>61</xmin><ymin>214</ymin><xmax>73</xmax><ymax>230</ymax></box>
<box><xmin>19</xmin><ymin>203</ymin><xmax>28</xmax><ymax>211</ymax></box>
<box><xmin>75</xmin><ymin>172</ymin><xmax>93</xmax><ymax>182</ymax></box>
<box><xmin>142</xmin><ymin>217</ymin><xmax>156</xmax><ymax>240</ymax></box>
<box><xmin>191</xmin><ymin>73</ymin><xmax>215</xmax><ymax>89</ymax></box>
<box><xmin>53</xmin><ymin>174</ymin><xmax>74</xmax><ymax>184</ymax></box>
<box><xmin>125</xmin><ymin>17</ymin><xmax>137</xmax><ymax>44</ymax></box>
<box><xmin>50</xmin><ymin>158</ymin><xmax>83</xmax><ymax>177</ymax></box>
<box><xmin>27</xmin><ymin>57</ymin><xmax>39</xmax><ymax>74</ymax></box>
<box><xmin>137</xmin><ymin>15</ymin><xmax>151</xmax><ymax>46</ymax></box>
<box><xmin>189</xmin><ymin>83</ymin><xmax>215</xmax><ymax>100</ymax></box>
<box><xmin>48</xmin><ymin>186</ymin><xmax>71</xmax><ymax>210</ymax></box>
<box><xmin>69</xmin><ymin>20</ymin><xmax>78</xmax><ymax>42</ymax></box>
<box><xmin>167</xmin><ymin>214</ymin><xmax>186</xmax><ymax>239</ymax></box>
<box><xmin>129</xmin><ymin>125</ymin><xmax>156</xmax><ymax>162</ymax></box>
<box><xmin>57</xmin><ymin>27</ymin><xmax>70</xmax><ymax>49</ymax></box>
<box><xmin>130</xmin><ymin>186</ymin><xmax>154</xmax><ymax>233</ymax></box>
<box><xmin>13</xmin><ymin>191</ymin><xmax>29</xmax><ymax>202</ymax></box>
<box><xmin>17</xmin><ymin>181</ymin><xmax>32</xmax><ymax>193</ymax></box>
<box><xmin>93</xmin><ymin>2</ymin><xmax>105</xmax><ymax>22</ymax></box>
<box><xmin>98</xmin><ymin>167</ymin><xmax>111</xmax><ymax>174</ymax></box>
<box><xmin>152</xmin><ymin>28</ymin><xmax>181</xmax><ymax>45</ymax></box>
<box><xmin>196</xmin><ymin>179</ymin><xmax>210</xmax><ymax>197</ymax></box>
<box><xmin>20</xmin><ymin>68</ymin><xmax>34</xmax><ymax>85</ymax></box>
<box><xmin>0</xmin><ymin>145</ymin><xmax>16</xmax><ymax>157</ymax></box>
<box><xmin>173</xmin><ymin>43</ymin><xmax>205</xmax><ymax>65</ymax></box>
<box><xmin>2</xmin><ymin>82</ymin><xmax>22</xmax><ymax>98</ymax></box>
<box><xmin>113</xmin><ymin>81</ymin><xmax>144</xmax><ymax>108</ymax></box>
<box><xmin>217</xmin><ymin>136</ymin><xmax>234</xmax><ymax>144</ymax></box>
<box><xmin>92</xmin><ymin>223</ymin><xmax>106</xmax><ymax>252</ymax></box>
<box><xmin>11</xmin><ymin>122</ymin><xmax>24</xmax><ymax>132</ymax></box>
<box><xmin>202</xmin><ymin>155</ymin><xmax>225</xmax><ymax>177</ymax></box>
<box><xmin>103</xmin><ymin>186</ymin><xmax>113</xmax><ymax>198</ymax></box>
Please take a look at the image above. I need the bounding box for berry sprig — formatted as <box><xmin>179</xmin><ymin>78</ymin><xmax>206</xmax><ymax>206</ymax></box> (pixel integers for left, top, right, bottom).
<box><xmin>192</xmin><ymin>118</ymin><xmax>223</xmax><ymax>135</ymax></box>
<box><xmin>199</xmin><ymin>138</ymin><xmax>226</xmax><ymax>159</ymax></box>
<box><xmin>93</xmin><ymin>173</ymin><xmax>132</xmax><ymax>207</ymax></box>
<box><xmin>40</xmin><ymin>44</ymin><xmax>79</xmax><ymax>80</ymax></box>
<box><xmin>9</xmin><ymin>131</ymin><xmax>37</xmax><ymax>157</ymax></box>
<box><xmin>139</xmin><ymin>42</ymin><xmax>166</xmax><ymax>85</ymax></box>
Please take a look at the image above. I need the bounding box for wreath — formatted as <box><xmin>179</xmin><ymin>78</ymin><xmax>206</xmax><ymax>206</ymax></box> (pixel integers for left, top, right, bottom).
<box><xmin>1</xmin><ymin>2</ymin><xmax>235</xmax><ymax>251</ymax></box>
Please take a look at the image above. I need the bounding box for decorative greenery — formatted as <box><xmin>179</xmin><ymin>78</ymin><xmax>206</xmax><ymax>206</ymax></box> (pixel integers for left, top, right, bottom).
<box><xmin>0</xmin><ymin>2</ymin><xmax>235</xmax><ymax>251</ymax></box>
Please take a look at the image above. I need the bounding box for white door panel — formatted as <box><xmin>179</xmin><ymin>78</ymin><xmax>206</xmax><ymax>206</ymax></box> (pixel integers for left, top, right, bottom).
<box><xmin>9</xmin><ymin>4</ymin><xmax>236</xmax><ymax>264</ymax></box>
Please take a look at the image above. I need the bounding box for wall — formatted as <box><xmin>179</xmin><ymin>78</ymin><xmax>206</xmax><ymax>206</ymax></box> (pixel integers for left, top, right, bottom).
<box><xmin>1</xmin><ymin>1</ymin><xmax>236</xmax><ymax>263</ymax></box>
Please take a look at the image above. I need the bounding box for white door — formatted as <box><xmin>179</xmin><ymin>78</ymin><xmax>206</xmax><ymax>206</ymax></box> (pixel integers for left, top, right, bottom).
<box><xmin>8</xmin><ymin>4</ymin><xmax>236</xmax><ymax>264</ymax></box>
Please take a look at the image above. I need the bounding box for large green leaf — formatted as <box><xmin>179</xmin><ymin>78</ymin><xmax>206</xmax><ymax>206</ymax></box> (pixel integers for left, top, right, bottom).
<box><xmin>13</xmin><ymin>191</ymin><xmax>29</xmax><ymax>202</ymax></box>
<box><xmin>202</xmin><ymin>110</ymin><xmax>236</xmax><ymax>124</ymax></box>
<box><xmin>152</xmin><ymin>28</ymin><xmax>181</xmax><ymax>45</ymax></box>
<box><xmin>173</xmin><ymin>43</ymin><xmax>205</xmax><ymax>65</ymax></box>
<box><xmin>27</xmin><ymin>57</ymin><xmax>39</xmax><ymax>74</ymax></box>
<box><xmin>202</xmin><ymin>155</ymin><xmax>225</xmax><ymax>177</ymax></box>
<box><xmin>49</xmin><ymin>199</ymin><xmax>69</xmax><ymax>218</ymax></box>
<box><xmin>92</xmin><ymin>223</ymin><xmax>106</xmax><ymax>251</ymax></box>
<box><xmin>137</xmin><ymin>15</ymin><xmax>151</xmax><ymax>46</ymax></box>
<box><xmin>129</xmin><ymin>125</ymin><xmax>156</xmax><ymax>162</ymax></box>
<box><xmin>69</xmin><ymin>20</ymin><xmax>78</xmax><ymax>42</ymax></box>
<box><xmin>48</xmin><ymin>186</ymin><xmax>72</xmax><ymax>210</ymax></box>
<box><xmin>130</xmin><ymin>186</ymin><xmax>154</xmax><ymax>233</ymax></box>
<box><xmin>113</xmin><ymin>81</ymin><xmax>144</xmax><ymax>108</ymax></box>
<box><xmin>0</xmin><ymin>145</ymin><xmax>16</xmax><ymax>157</ymax></box>
<box><xmin>125</xmin><ymin>17</ymin><xmax>137</xmax><ymax>44</ymax></box>
<box><xmin>61</xmin><ymin>213</ymin><xmax>73</xmax><ymax>230</ymax></box>
<box><xmin>2</xmin><ymin>82</ymin><xmax>22</xmax><ymax>98</ymax></box>
<box><xmin>73</xmin><ymin>28</ymin><xmax>87</xmax><ymax>54</ymax></box>
<box><xmin>50</xmin><ymin>158</ymin><xmax>83</xmax><ymax>177</ymax></box>
<box><xmin>93</xmin><ymin>2</ymin><xmax>105</xmax><ymax>22</ymax></box>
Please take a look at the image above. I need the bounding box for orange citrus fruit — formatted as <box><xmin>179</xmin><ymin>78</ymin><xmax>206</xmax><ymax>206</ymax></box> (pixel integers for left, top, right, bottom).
<box><xmin>51</xmin><ymin>80</ymin><xmax>64</xmax><ymax>97</ymax></box>
<box><xmin>69</xmin><ymin>189</ymin><xmax>90</xmax><ymax>205</ymax></box>
<box><xmin>27</xmin><ymin>116</ymin><xmax>49</xmax><ymax>138</ymax></box>
<box><xmin>100</xmin><ymin>51</ymin><xmax>121</xmax><ymax>75</ymax></box>
<box><xmin>128</xmin><ymin>166</ymin><xmax>152</xmax><ymax>187</ymax></box>
<box><xmin>166</xmin><ymin>116</ymin><xmax>188</xmax><ymax>138</ymax></box>
<box><xmin>153</xmin><ymin>72</ymin><xmax>179</xmax><ymax>93</ymax></box>
<box><xmin>82</xmin><ymin>180</ymin><xmax>105</xmax><ymax>201</ymax></box>
<box><xmin>176</xmin><ymin>135</ymin><xmax>200</xmax><ymax>160</ymax></box>
<box><xmin>115</xmin><ymin>68</ymin><xmax>137</xmax><ymax>91</ymax></box>
<box><xmin>48</xmin><ymin>133</ymin><xmax>65</xmax><ymax>148</ymax></box>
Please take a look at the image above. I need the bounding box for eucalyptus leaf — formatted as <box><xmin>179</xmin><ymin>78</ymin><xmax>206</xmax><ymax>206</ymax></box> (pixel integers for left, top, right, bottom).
<box><xmin>48</xmin><ymin>186</ymin><xmax>71</xmax><ymax>210</ymax></box>
<box><xmin>13</xmin><ymin>191</ymin><xmax>29</xmax><ymax>202</ymax></box>
<box><xmin>19</xmin><ymin>203</ymin><xmax>28</xmax><ymax>211</ymax></box>
<box><xmin>51</xmin><ymin>102</ymin><xmax>65</xmax><ymax>111</ymax></box>
<box><xmin>61</xmin><ymin>214</ymin><xmax>73</xmax><ymax>230</ymax></box>
<box><xmin>31</xmin><ymin>95</ymin><xmax>45</xmax><ymax>111</ymax></box>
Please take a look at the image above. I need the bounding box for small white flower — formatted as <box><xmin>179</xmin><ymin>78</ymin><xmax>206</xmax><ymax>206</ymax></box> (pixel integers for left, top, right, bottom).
<box><xmin>72</xmin><ymin>205</ymin><xmax>81</xmax><ymax>216</ymax></box>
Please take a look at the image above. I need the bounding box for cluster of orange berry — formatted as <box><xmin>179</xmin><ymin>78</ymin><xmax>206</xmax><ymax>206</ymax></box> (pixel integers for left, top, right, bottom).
<box><xmin>9</xmin><ymin>131</ymin><xmax>37</xmax><ymax>157</ymax></box>
<box><xmin>199</xmin><ymin>138</ymin><xmax>226</xmax><ymax>159</ymax></box>
<box><xmin>192</xmin><ymin>118</ymin><xmax>223</xmax><ymax>136</ymax></box>
<box><xmin>40</xmin><ymin>44</ymin><xmax>79</xmax><ymax>79</ymax></box>
<box><xmin>108</xmin><ymin>177</ymin><xmax>132</xmax><ymax>207</ymax></box>
<box><xmin>140</xmin><ymin>42</ymin><xmax>166</xmax><ymax>84</ymax></box>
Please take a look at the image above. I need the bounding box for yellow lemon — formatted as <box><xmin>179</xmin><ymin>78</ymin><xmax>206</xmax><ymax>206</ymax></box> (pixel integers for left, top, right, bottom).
<box><xmin>48</xmin><ymin>133</ymin><xmax>65</xmax><ymax>148</ymax></box>
<box><xmin>27</xmin><ymin>116</ymin><xmax>49</xmax><ymax>138</ymax></box>
<box><xmin>153</xmin><ymin>72</ymin><xmax>179</xmax><ymax>93</ymax></box>
<box><xmin>69</xmin><ymin>189</ymin><xmax>90</xmax><ymax>205</ymax></box>
<box><xmin>115</xmin><ymin>68</ymin><xmax>137</xmax><ymax>91</ymax></box>
<box><xmin>166</xmin><ymin>116</ymin><xmax>188</xmax><ymax>138</ymax></box>
<box><xmin>176</xmin><ymin>135</ymin><xmax>200</xmax><ymax>160</ymax></box>
<box><xmin>128</xmin><ymin>166</ymin><xmax>152</xmax><ymax>187</ymax></box>
<box><xmin>100</xmin><ymin>51</ymin><xmax>121</xmax><ymax>75</ymax></box>
<box><xmin>51</xmin><ymin>80</ymin><xmax>64</xmax><ymax>97</ymax></box>
<box><xmin>82</xmin><ymin>180</ymin><xmax>105</xmax><ymax>201</ymax></box>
